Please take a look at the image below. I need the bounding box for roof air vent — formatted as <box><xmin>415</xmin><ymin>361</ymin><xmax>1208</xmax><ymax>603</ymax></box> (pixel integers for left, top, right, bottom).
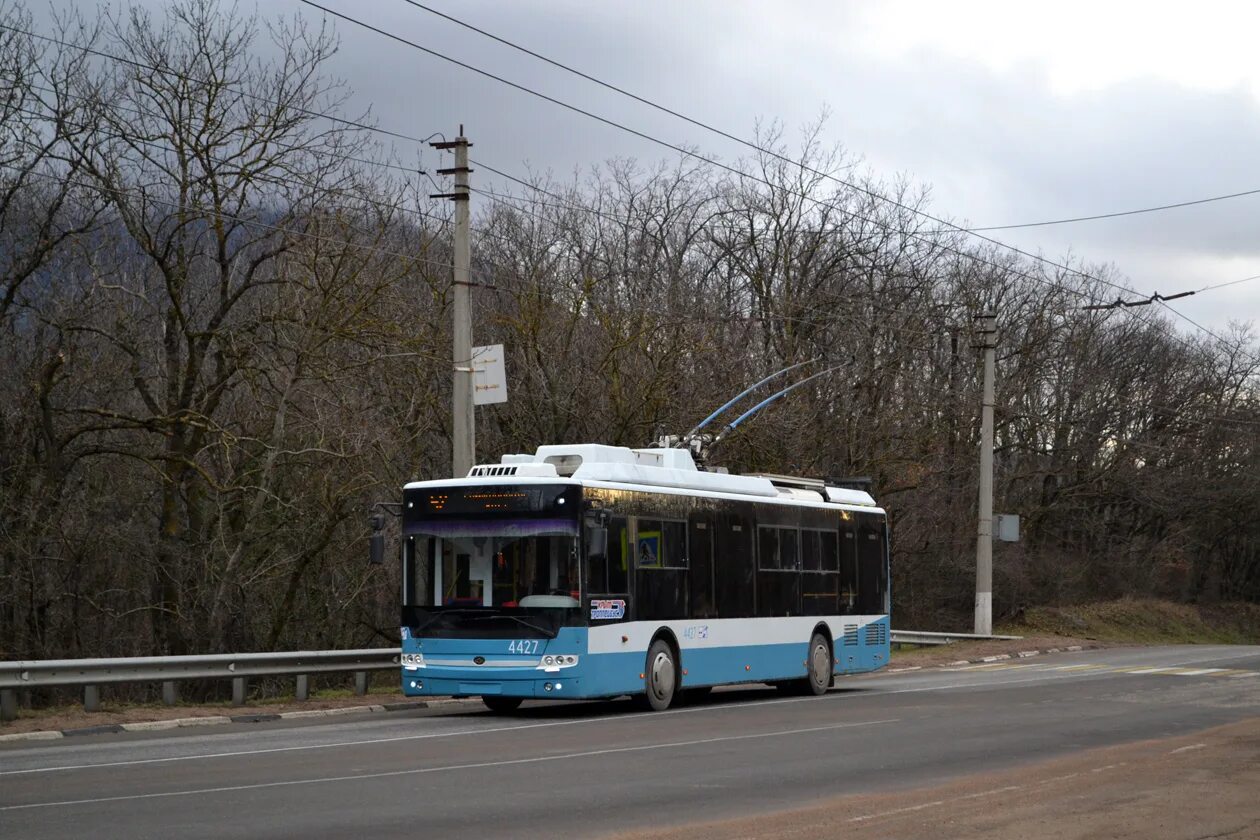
<box><xmin>543</xmin><ymin>453</ymin><xmax>584</xmax><ymax>477</ymax></box>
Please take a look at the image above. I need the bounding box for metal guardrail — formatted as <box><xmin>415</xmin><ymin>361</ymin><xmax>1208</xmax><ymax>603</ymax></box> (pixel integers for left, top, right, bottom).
<box><xmin>1</xmin><ymin>631</ymin><xmax>1024</xmax><ymax>721</ymax></box>
<box><xmin>0</xmin><ymin>649</ymin><xmax>400</xmax><ymax>722</ymax></box>
<box><xmin>890</xmin><ymin>630</ymin><xmax>1023</xmax><ymax>646</ymax></box>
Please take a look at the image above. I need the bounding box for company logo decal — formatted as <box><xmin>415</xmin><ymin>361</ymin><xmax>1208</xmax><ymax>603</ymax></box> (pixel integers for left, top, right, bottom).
<box><xmin>682</xmin><ymin>625</ymin><xmax>709</xmax><ymax>640</ymax></box>
<box><xmin>590</xmin><ymin>599</ymin><xmax>626</xmax><ymax>620</ymax></box>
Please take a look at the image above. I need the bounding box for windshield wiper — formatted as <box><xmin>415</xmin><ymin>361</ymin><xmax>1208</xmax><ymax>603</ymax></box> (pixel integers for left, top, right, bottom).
<box><xmin>411</xmin><ymin>608</ymin><xmax>488</xmax><ymax>634</ymax></box>
<box><xmin>469</xmin><ymin>613</ymin><xmax>555</xmax><ymax>637</ymax></box>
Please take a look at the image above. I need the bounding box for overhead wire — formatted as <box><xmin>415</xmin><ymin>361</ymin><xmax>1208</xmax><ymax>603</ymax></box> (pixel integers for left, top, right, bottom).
<box><xmin>302</xmin><ymin>2</ymin><xmax>1129</xmax><ymax>296</ymax></box>
<box><xmin>387</xmin><ymin>0</ymin><xmax>1256</xmax><ymax>358</ymax></box>
<box><xmin>1197</xmin><ymin>273</ymin><xmax>1260</xmax><ymax>293</ymax></box>
<box><xmin>8</xmin><ymin>15</ymin><xmax>1254</xmax><ymax>365</ymax></box>
<box><xmin>7</xmin><ymin>100</ymin><xmax>456</xmax><ymax>238</ymax></box>
<box><xmin>1</xmin><ymin>162</ymin><xmax>470</xmax><ymax>277</ymax></box>
<box><xmin>963</xmin><ymin>187</ymin><xmax>1260</xmax><ymax>232</ymax></box>
<box><xmin>6</xmin><ymin>40</ymin><xmax>1252</xmax><ymax>462</ymax></box>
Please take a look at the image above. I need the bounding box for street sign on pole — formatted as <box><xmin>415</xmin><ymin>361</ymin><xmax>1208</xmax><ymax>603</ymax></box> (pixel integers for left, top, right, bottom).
<box><xmin>472</xmin><ymin>344</ymin><xmax>508</xmax><ymax>405</ymax></box>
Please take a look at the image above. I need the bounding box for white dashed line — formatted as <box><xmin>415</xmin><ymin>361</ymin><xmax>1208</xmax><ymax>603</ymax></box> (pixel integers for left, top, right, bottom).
<box><xmin>0</xmin><ymin>718</ymin><xmax>899</xmax><ymax>812</ymax></box>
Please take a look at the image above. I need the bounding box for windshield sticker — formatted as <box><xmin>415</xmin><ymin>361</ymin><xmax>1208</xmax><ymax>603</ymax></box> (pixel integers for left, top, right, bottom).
<box><xmin>590</xmin><ymin>599</ymin><xmax>626</xmax><ymax>620</ymax></box>
<box><xmin>400</xmin><ymin>626</ymin><xmax>411</xmax><ymax>640</ymax></box>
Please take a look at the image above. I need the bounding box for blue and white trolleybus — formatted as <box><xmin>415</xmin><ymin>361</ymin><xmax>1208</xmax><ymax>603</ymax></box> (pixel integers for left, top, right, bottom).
<box><xmin>397</xmin><ymin>443</ymin><xmax>890</xmax><ymax>712</ymax></box>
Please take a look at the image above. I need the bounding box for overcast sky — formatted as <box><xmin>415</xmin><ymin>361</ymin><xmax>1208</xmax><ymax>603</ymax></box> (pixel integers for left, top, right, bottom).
<box><xmin>80</xmin><ymin>1</ymin><xmax>1260</xmax><ymax>345</ymax></box>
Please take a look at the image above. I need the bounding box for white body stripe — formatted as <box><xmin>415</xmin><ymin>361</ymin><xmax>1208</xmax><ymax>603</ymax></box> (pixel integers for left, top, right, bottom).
<box><xmin>587</xmin><ymin>615</ymin><xmax>884</xmax><ymax>654</ymax></box>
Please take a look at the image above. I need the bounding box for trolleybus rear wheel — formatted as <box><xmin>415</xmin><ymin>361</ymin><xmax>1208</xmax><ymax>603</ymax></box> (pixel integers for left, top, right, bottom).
<box><xmin>776</xmin><ymin>632</ymin><xmax>833</xmax><ymax>696</ymax></box>
<box><xmin>806</xmin><ymin>631</ymin><xmax>831</xmax><ymax>696</ymax></box>
<box><xmin>482</xmin><ymin>695</ymin><xmax>524</xmax><ymax>713</ymax></box>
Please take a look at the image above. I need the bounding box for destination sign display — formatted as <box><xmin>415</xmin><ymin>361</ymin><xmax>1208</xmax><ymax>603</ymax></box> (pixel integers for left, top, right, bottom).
<box><xmin>404</xmin><ymin>484</ymin><xmax>578</xmax><ymax>518</ymax></box>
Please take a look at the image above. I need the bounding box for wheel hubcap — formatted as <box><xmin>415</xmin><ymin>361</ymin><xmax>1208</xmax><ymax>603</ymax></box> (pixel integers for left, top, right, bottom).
<box><xmin>811</xmin><ymin>643</ymin><xmax>828</xmax><ymax>684</ymax></box>
<box><xmin>651</xmin><ymin>651</ymin><xmax>675</xmax><ymax>699</ymax></box>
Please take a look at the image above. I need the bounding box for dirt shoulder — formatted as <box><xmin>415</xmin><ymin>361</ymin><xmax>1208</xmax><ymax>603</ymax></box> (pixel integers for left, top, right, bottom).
<box><xmin>614</xmin><ymin>716</ymin><xmax>1260</xmax><ymax>840</ymax></box>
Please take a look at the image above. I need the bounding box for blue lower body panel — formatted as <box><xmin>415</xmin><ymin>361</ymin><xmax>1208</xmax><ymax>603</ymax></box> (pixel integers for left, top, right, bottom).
<box><xmin>400</xmin><ymin>616</ymin><xmax>890</xmax><ymax>700</ymax></box>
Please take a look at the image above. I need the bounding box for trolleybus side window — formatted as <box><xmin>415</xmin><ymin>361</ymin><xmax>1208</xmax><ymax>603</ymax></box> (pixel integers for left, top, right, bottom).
<box><xmin>856</xmin><ymin>513</ymin><xmax>888</xmax><ymax>614</ymax></box>
<box><xmin>757</xmin><ymin>526</ymin><xmax>799</xmax><ymax>570</ymax></box>
<box><xmin>714</xmin><ymin>514</ymin><xmax>754</xmax><ymax>618</ymax></box>
<box><xmin>586</xmin><ymin>515</ymin><xmax>629</xmax><ymax>596</ymax></box>
<box><xmin>688</xmin><ymin>519</ymin><xmax>716</xmax><ymax>618</ymax></box>
<box><xmin>839</xmin><ymin>518</ymin><xmax>859</xmax><ymax>613</ymax></box>
<box><xmin>801</xmin><ymin>528</ymin><xmax>839</xmax><ymax>615</ymax></box>
<box><xmin>403</xmin><ymin>534</ymin><xmax>434</xmax><ymax>607</ymax></box>
<box><xmin>634</xmin><ymin>518</ymin><xmax>688</xmax><ymax>620</ymax></box>
<box><xmin>757</xmin><ymin>525</ymin><xmax>801</xmax><ymax>617</ymax></box>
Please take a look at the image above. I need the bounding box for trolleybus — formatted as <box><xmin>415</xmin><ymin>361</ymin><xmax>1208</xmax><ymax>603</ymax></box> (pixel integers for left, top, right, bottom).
<box><xmin>395</xmin><ymin>443</ymin><xmax>889</xmax><ymax>712</ymax></box>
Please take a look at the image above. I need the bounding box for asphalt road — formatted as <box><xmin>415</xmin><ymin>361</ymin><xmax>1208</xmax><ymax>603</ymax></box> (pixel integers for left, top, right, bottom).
<box><xmin>2</xmin><ymin>645</ymin><xmax>1259</xmax><ymax>839</ymax></box>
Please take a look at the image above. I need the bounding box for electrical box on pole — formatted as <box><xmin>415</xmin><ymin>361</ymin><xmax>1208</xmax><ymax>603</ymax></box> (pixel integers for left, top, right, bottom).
<box><xmin>996</xmin><ymin>514</ymin><xmax>1020</xmax><ymax>543</ymax></box>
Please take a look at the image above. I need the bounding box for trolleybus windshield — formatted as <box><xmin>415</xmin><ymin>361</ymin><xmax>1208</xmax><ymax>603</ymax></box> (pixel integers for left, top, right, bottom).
<box><xmin>402</xmin><ymin>516</ymin><xmax>582</xmax><ymax>639</ymax></box>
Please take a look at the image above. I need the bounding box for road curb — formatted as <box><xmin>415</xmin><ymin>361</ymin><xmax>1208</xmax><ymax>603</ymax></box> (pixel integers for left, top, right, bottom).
<box><xmin>63</xmin><ymin>724</ymin><xmax>125</xmax><ymax>737</ymax></box>
<box><xmin>0</xmin><ymin>729</ymin><xmax>65</xmax><ymax>743</ymax></box>
<box><xmin>936</xmin><ymin>643</ymin><xmax>1103</xmax><ymax>669</ymax></box>
<box><xmin>1</xmin><ymin>701</ymin><xmax>437</xmax><ymax>741</ymax></box>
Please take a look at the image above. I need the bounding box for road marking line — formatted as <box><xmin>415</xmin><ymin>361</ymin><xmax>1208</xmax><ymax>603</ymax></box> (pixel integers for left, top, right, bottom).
<box><xmin>849</xmin><ymin>798</ymin><xmax>947</xmax><ymax>822</ymax></box>
<box><xmin>1169</xmin><ymin>668</ymin><xmax>1223</xmax><ymax>676</ymax></box>
<box><xmin>953</xmin><ymin>663</ymin><xmax>1038</xmax><ymax>672</ymax></box>
<box><xmin>849</xmin><ymin>784</ymin><xmax>1022</xmax><ymax>823</ymax></box>
<box><xmin>0</xmin><ymin>689</ymin><xmax>886</xmax><ymax>777</ymax></box>
<box><xmin>958</xmin><ymin>785</ymin><xmax>1022</xmax><ymax>800</ymax></box>
<box><xmin>1051</xmin><ymin>664</ymin><xmax>1108</xmax><ymax>671</ymax></box>
<box><xmin>1091</xmin><ymin>762</ymin><xmax>1125</xmax><ymax>773</ymax></box>
<box><xmin>0</xmin><ymin>718</ymin><xmax>899</xmax><ymax>812</ymax></box>
<box><xmin>1118</xmin><ymin>667</ymin><xmax>1179</xmax><ymax>674</ymax></box>
<box><xmin>1169</xmin><ymin>743</ymin><xmax>1207</xmax><ymax>755</ymax></box>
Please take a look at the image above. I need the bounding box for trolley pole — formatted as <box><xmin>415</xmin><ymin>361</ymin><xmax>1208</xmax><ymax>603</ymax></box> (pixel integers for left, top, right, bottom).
<box><xmin>431</xmin><ymin>128</ymin><xmax>475</xmax><ymax>478</ymax></box>
<box><xmin>974</xmin><ymin>313</ymin><xmax>998</xmax><ymax>635</ymax></box>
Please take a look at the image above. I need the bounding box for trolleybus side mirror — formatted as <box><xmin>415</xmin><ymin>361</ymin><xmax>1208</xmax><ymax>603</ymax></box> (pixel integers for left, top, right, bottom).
<box><xmin>368</xmin><ymin>514</ymin><xmax>385</xmax><ymax>565</ymax></box>
<box><xmin>586</xmin><ymin>524</ymin><xmax>608</xmax><ymax>558</ymax></box>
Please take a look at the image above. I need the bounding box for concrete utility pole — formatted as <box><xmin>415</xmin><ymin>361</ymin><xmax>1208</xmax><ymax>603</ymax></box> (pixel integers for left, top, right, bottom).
<box><xmin>431</xmin><ymin>128</ymin><xmax>475</xmax><ymax>479</ymax></box>
<box><xmin>974</xmin><ymin>313</ymin><xmax>998</xmax><ymax>635</ymax></box>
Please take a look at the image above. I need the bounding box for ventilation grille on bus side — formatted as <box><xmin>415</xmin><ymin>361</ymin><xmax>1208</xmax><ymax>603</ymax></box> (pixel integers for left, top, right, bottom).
<box><xmin>469</xmin><ymin>465</ymin><xmax>518</xmax><ymax>477</ymax></box>
<box><xmin>865</xmin><ymin>623</ymin><xmax>887</xmax><ymax>646</ymax></box>
<box><xmin>842</xmin><ymin>625</ymin><xmax>859</xmax><ymax>647</ymax></box>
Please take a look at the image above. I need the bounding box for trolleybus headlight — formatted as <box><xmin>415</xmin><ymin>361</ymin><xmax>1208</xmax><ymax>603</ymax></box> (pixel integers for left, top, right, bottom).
<box><xmin>401</xmin><ymin>653</ymin><xmax>426</xmax><ymax>668</ymax></box>
<box><xmin>536</xmin><ymin>655</ymin><xmax>578</xmax><ymax>670</ymax></box>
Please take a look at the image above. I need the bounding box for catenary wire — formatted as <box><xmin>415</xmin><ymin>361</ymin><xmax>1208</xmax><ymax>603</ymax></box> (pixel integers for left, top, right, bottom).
<box><xmin>374</xmin><ymin>1</ymin><xmax>1260</xmax><ymax>363</ymax></box>
<box><xmin>8</xmin><ymin>16</ymin><xmax>1253</xmax><ymax>365</ymax></box>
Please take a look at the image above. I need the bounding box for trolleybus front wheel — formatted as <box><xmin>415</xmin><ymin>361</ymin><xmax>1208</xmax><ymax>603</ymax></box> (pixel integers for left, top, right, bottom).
<box><xmin>636</xmin><ymin>638</ymin><xmax>677</xmax><ymax>711</ymax></box>
<box><xmin>482</xmin><ymin>695</ymin><xmax>524</xmax><ymax>713</ymax></box>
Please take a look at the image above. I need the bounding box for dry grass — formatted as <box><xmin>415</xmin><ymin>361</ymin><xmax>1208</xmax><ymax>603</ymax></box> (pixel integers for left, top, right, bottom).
<box><xmin>1015</xmin><ymin>599</ymin><xmax>1260</xmax><ymax>644</ymax></box>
